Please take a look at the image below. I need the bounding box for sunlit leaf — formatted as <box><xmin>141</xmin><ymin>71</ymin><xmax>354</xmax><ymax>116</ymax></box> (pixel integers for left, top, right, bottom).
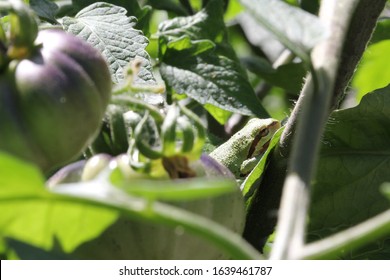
<box><xmin>158</xmin><ymin>0</ymin><xmax>269</xmax><ymax>117</ymax></box>
<box><xmin>352</xmin><ymin>40</ymin><xmax>390</xmax><ymax>101</ymax></box>
<box><xmin>62</xmin><ymin>2</ymin><xmax>154</xmax><ymax>84</ymax></box>
<box><xmin>0</xmin><ymin>153</ymin><xmax>118</xmax><ymax>254</ymax></box>
<box><xmin>239</xmin><ymin>0</ymin><xmax>327</xmax><ymax>62</ymax></box>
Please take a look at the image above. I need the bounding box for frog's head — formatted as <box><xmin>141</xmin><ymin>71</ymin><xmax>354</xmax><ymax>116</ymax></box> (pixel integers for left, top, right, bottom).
<box><xmin>247</xmin><ymin>118</ymin><xmax>281</xmax><ymax>159</ymax></box>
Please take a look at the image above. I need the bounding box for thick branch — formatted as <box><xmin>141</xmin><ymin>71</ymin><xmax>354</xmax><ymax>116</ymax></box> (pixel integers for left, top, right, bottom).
<box><xmin>243</xmin><ymin>0</ymin><xmax>386</xmax><ymax>253</ymax></box>
<box><xmin>280</xmin><ymin>0</ymin><xmax>387</xmax><ymax>154</ymax></box>
<box><xmin>332</xmin><ymin>0</ymin><xmax>387</xmax><ymax>108</ymax></box>
<box><xmin>270</xmin><ymin>0</ymin><xmax>360</xmax><ymax>260</ymax></box>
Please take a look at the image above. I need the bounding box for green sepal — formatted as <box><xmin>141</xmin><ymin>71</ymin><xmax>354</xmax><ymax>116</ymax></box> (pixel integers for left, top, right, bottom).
<box><xmin>179</xmin><ymin>103</ymin><xmax>206</xmax><ymax>160</ymax></box>
<box><xmin>161</xmin><ymin>104</ymin><xmax>179</xmax><ymax>156</ymax></box>
<box><xmin>177</xmin><ymin>116</ymin><xmax>195</xmax><ymax>154</ymax></box>
<box><xmin>111</xmin><ymin>95</ymin><xmax>164</xmax><ymax>124</ymax></box>
<box><xmin>0</xmin><ymin>20</ymin><xmax>6</xmax><ymax>42</ymax></box>
<box><xmin>134</xmin><ymin>112</ymin><xmax>163</xmax><ymax>160</ymax></box>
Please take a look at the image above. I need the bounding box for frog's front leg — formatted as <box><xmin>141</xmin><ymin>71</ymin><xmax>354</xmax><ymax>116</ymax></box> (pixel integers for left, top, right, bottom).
<box><xmin>240</xmin><ymin>156</ymin><xmax>261</xmax><ymax>177</ymax></box>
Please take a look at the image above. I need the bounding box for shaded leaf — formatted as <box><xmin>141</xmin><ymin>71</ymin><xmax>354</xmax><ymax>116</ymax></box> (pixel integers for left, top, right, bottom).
<box><xmin>30</xmin><ymin>0</ymin><xmax>59</xmax><ymax>24</ymax></box>
<box><xmin>160</xmin><ymin>46</ymin><xmax>267</xmax><ymax>116</ymax></box>
<box><xmin>5</xmin><ymin>238</ymin><xmax>71</xmax><ymax>260</ymax></box>
<box><xmin>243</xmin><ymin>56</ymin><xmax>307</xmax><ymax>93</ymax></box>
<box><xmin>62</xmin><ymin>2</ymin><xmax>154</xmax><ymax>84</ymax></box>
<box><xmin>147</xmin><ymin>0</ymin><xmax>188</xmax><ymax>16</ymax></box>
<box><xmin>370</xmin><ymin>18</ymin><xmax>390</xmax><ymax>44</ymax></box>
<box><xmin>300</xmin><ymin>0</ymin><xmax>320</xmax><ymax>14</ymax></box>
<box><xmin>308</xmin><ymin>86</ymin><xmax>390</xmax><ymax>259</ymax></box>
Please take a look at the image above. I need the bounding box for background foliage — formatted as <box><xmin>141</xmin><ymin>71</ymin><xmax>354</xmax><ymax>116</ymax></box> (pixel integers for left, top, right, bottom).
<box><xmin>1</xmin><ymin>0</ymin><xmax>390</xmax><ymax>259</ymax></box>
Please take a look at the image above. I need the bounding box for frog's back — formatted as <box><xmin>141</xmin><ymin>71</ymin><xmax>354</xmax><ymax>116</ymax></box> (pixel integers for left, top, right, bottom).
<box><xmin>209</xmin><ymin>138</ymin><xmax>247</xmax><ymax>177</ymax></box>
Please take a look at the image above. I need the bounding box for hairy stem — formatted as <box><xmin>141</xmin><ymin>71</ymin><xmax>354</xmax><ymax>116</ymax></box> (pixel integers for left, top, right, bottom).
<box><xmin>244</xmin><ymin>0</ymin><xmax>386</xmax><ymax>254</ymax></box>
<box><xmin>280</xmin><ymin>0</ymin><xmax>387</xmax><ymax>153</ymax></box>
<box><xmin>331</xmin><ymin>0</ymin><xmax>388</xmax><ymax>109</ymax></box>
<box><xmin>271</xmin><ymin>0</ymin><xmax>361</xmax><ymax>260</ymax></box>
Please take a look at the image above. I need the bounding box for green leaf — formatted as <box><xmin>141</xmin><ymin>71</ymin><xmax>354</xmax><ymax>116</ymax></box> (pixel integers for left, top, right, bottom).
<box><xmin>0</xmin><ymin>237</ymin><xmax>7</xmax><ymax>259</ymax></box>
<box><xmin>352</xmin><ymin>40</ymin><xmax>390</xmax><ymax>102</ymax></box>
<box><xmin>147</xmin><ymin>0</ymin><xmax>188</xmax><ymax>15</ymax></box>
<box><xmin>160</xmin><ymin>48</ymin><xmax>267</xmax><ymax>116</ymax></box>
<box><xmin>167</xmin><ymin>36</ymin><xmax>215</xmax><ymax>54</ymax></box>
<box><xmin>71</xmin><ymin>0</ymin><xmax>143</xmax><ymax>15</ymax></box>
<box><xmin>0</xmin><ymin>152</ymin><xmax>44</xmax><ymax>193</ymax></box>
<box><xmin>370</xmin><ymin>18</ymin><xmax>390</xmax><ymax>44</ymax></box>
<box><xmin>30</xmin><ymin>0</ymin><xmax>59</xmax><ymax>24</ymax></box>
<box><xmin>0</xmin><ymin>152</ymin><xmax>118</xmax><ymax>254</ymax></box>
<box><xmin>300</xmin><ymin>0</ymin><xmax>320</xmax><ymax>14</ymax></box>
<box><xmin>308</xmin><ymin>86</ymin><xmax>390</xmax><ymax>259</ymax></box>
<box><xmin>236</xmin><ymin>12</ymin><xmax>285</xmax><ymax>62</ymax></box>
<box><xmin>71</xmin><ymin>0</ymin><xmax>152</xmax><ymax>34</ymax></box>
<box><xmin>158</xmin><ymin>0</ymin><xmax>269</xmax><ymax>117</ymax></box>
<box><xmin>62</xmin><ymin>2</ymin><xmax>154</xmax><ymax>84</ymax></box>
<box><xmin>243</xmin><ymin>56</ymin><xmax>307</xmax><ymax>93</ymax></box>
<box><xmin>241</xmin><ymin>127</ymin><xmax>283</xmax><ymax>203</ymax></box>
<box><xmin>5</xmin><ymin>238</ymin><xmax>71</xmax><ymax>260</ymax></box>
<box><xmin>158</xmin><ymin>0</ymin><xmax>225</xmax><ymax>43</ymax></box>
<box><xmin>381</xmin><ymin>183</ymin><xmax>390</xmax><ymax>201</ymax></box>
<box><xmin>239</xmin><ymin>0</ymin><xmax>327</xmax><ymax>62</ymax></box>
<box><xmin>49</xmin><ymin>172</ymin><xmax>257</xmax><ymax>260</ymax></box>
<box><xmin>224</xmin><ymin>0</ymin><xmax>244</xmax><ymax>21</ymax></box>
<box><xmin>204</xmin><ymin>104</ymin><xmax>232</xmax><ymax>125</ymax></box>
<box><xmin>0</xmin><ymin>153</ymin><xmax>257</xmax><ymax>259</ymax></box>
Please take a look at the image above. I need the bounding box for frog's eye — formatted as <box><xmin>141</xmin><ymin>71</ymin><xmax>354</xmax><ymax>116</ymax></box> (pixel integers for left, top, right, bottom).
<box><xmin>247</xmin><ymin>127</ymin><xmax>270</xmax><ymax>158</ymax></box>
<box><xmin>259</xmin><ymin>127</ymin><xmax>270</xmax><ymax>137</ymax></box>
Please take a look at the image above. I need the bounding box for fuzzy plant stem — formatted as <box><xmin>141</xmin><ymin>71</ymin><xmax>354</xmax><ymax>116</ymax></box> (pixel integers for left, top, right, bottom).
<box><xmin>279</xmin><ymin>0</ymin><xmax>387</xmax><ymax>152</ymax></box>
<box><xmin>270</xmin><ymin>0</ymin><xmax>361</xmax><ymax>260</ymax></box>
<box><xmin>243</xmin><ymin>0</ymin><xmax>386</xmax><ymax>252</ymax></box>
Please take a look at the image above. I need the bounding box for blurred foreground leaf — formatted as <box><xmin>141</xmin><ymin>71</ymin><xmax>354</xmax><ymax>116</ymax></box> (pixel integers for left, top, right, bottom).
<box><xmin>0</xmin><ymin>152</ymin><xmax>118</xmax><ymax>256</ymax></box>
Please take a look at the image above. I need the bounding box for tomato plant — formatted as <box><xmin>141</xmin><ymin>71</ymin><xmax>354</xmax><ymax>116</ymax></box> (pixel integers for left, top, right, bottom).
<box><xmin>1</xmin><ymin>0</ymin><xmax>390</xmax><ymax>260</ymax></box>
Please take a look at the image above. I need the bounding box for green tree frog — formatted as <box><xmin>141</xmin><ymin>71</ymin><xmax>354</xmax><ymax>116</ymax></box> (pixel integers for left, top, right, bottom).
<box><xmin>209</xmin><ymin>118</ymin><xmax>281</xmax><ymax>178</ymax></box>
